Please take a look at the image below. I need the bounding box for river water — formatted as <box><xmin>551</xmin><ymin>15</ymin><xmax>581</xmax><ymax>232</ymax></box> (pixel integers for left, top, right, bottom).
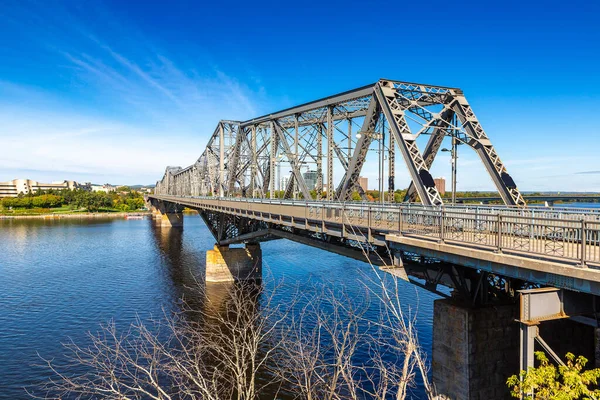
<box><xmin>1</xmin><ymin>202</ymin><xmax>598</xmax><ymax>399</ymax></box>
<box><xmin>0</xmin><ymin>214</ymin><xmax>441</xmax><ymax>399</ymax></box>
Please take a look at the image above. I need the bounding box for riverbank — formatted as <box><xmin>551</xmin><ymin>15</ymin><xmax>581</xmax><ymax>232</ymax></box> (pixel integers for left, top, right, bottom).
<box><xmin>0</xmin><ymin>211</ymin><xmax>151</xmax><ymax>220</ymax></box>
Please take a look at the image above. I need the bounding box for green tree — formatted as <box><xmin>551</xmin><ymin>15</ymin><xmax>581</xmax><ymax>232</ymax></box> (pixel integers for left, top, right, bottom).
<box><xmin>393</xmin><ymin>192</ymin><xmax>404</xmax><ymax>203</ymax></box>
<box><xmin>507</xmin><ymin>352</ymin><xmax>600</xmax><ymax>399</ymax></box>
<box><xmin>351</xmin><ymin>191</ymin><xmax>362</xmax><ymax>201</ymax></box>
<box><xmin>32</xmin><ymin>194</ymin><xmax>63</xmax><ymax>208</ymax></box>
<box><xmin>126</xmin><ymin>197</ymin><xmax>144</xmax><ymax>210</ymax></box>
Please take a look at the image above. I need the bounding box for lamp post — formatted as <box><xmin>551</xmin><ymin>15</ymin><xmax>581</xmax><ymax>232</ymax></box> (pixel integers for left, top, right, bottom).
<box><xmin>441</xmin><ymin>137</ymin><xmax>460</xmax><ymax>205</ymax></box>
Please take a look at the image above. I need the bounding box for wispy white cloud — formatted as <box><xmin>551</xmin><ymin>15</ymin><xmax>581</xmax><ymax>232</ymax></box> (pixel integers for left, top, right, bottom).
<box><xmin>0</xmin><ymin>2</ymin><xmax>279</xmax><ymax>184</ymax></box>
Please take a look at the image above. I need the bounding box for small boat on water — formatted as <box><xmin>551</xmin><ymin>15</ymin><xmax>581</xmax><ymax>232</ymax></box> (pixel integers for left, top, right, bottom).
<box><xmin>125</xmin><ymin>215</ymin><xmax>145</xmax><ymax>220</ymax></box>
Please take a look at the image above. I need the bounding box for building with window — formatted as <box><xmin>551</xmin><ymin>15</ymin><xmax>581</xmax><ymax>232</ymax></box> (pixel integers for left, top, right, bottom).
<box><xmin>0</xmin><ymin>179</ymin><xmax>84</xmax><ymax>197</ymax></box>
<box><xmin>302</xmin><ymin>170</ymin><xmax>318</xmax><ymax>191</ymax></box>
<box><xmin>280</xmin><ymin>175</ymin><xmax>290</xmax><ymax>192</ymax></box>
<box><xmin>91</xmin><ymin>184</ymin><xmax>116</xmax><ymax>193</ymax></box>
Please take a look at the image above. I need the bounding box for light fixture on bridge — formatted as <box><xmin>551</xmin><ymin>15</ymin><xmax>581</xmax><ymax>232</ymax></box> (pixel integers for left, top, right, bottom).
<box><xmin>355</xmin><ymin>133</ymin><xmax>362</xmax><ymax>139</ymax></box>
<box><xmin>441</xmin><ymin>138</ymin><xmax>460</xmax><ymax>205</ymax></box>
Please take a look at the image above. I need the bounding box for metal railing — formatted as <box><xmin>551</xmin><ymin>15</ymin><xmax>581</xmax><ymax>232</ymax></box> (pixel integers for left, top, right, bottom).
<box><xmin>151</xmin><ymin>195</ymin><xmax>600</xmax><ymax>267</ymax></box>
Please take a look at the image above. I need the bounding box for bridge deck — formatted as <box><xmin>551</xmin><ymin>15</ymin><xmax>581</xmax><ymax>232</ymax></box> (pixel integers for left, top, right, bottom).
<box><xmin>150</xmin><ymin>195</ymin><xmax>600</xmax><ymax>295</ymax></box>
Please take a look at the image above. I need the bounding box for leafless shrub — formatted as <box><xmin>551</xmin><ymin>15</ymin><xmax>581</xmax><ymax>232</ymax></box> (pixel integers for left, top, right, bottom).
<box><xmin>34</xmin><ymin>225</ymin><xmax>436</xmax><ymax>399</ymax></box>
<box><xmin>273</xmin><ymin>279</ymin><xmax>435</xmax><ymax>400</ymax></box>
<box><xmin>32</xmin><ymin>279</ymin><xmax>289</xmax><ymax>400</ymax></box>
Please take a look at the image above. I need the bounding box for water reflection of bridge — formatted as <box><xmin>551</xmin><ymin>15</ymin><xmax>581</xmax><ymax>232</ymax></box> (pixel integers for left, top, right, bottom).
<box><xmin>147</xmin><ymin>80</ymin><xmax>600</xmax><ymax>399</ymax></box>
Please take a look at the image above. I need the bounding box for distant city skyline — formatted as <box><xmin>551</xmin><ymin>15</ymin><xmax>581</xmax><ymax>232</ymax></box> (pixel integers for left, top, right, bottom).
<box><xmin>1</xmin><ymin>1</ymin><xmax>599</xmax><ymax>191</ymax></box>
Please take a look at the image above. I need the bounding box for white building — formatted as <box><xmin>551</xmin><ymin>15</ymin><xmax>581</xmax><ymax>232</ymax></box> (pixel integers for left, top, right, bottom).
<box><xmin>90</xmin><ymin>183</ymin><xmax>116</xmax><ymax>193</ymax></box>
<box><xmin>0</xmin><ymin>179</ymin><xmax>83</xmax><ymax>198</ymax></box>
<box><xmin>280</xmin><ymin>175</ymin><xmax>291</xmax><ymax>192</ymax></box>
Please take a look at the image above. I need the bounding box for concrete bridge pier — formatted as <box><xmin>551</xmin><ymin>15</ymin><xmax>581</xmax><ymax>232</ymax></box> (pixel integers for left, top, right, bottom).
<box><xmin>205</xmin><ymin>243</ymin><xmax>262</xmax><ymax>283</ymax></box>
<box><xmin>432</xmin><ymin>297</ymin><xmax>597</xmax><ymax>400</ymax></box>
<box><xmin>157</xmin><ymin>210</ymin><xmax>184</xmax><ymax>228</ymax></box>
<box><xmin>150</xmin><ymin>205</ymin><xmax>161</xmax><ymax>220</ymax></box>
<box><xmin>150</xmin><ymin>200</ymin><xmax>184</xmax><ymax>228</ymax></box>
<box><xmin>432</xmin><ymin>299</ymin><xmax>519</xmax><ymax>399</ymax></box>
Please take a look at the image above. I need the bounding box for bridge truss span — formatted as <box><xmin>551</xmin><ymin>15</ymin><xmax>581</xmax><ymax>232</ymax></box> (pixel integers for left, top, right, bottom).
<box><xmin>155</xmin><ymin>79</ymin><xmax>526</xmax><ymax>207</ymax></box>
<box><xmin>150</xmin><ymin>194</ymin><xmax>600</xmax><ymax>296</ymax></box>
<box><xmin>148</xmin><ymin>79</ymin><xmax>600</xmax><ymax>398</ymax></box>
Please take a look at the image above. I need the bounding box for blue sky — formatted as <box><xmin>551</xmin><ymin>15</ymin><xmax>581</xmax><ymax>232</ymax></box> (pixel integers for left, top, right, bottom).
<box><xmin>0</xmin><ymin>0</ymin><xmax>599</xmax><ymax>191</ymax></box>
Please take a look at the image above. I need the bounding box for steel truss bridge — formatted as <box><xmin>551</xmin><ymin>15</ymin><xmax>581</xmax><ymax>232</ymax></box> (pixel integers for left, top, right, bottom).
<box><xmin>150</xmin><ymin>79</ymin><xmax>600</xmax><ymax>302</ymax></box>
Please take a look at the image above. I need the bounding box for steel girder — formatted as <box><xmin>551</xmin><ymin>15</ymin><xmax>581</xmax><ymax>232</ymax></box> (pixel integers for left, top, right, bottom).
<box><xmin>375</xmin><ymin>81</ymin><xmax>444</xmax><ymax>206</ymax></box>
<box><xmin>404</xmin><ymin>109</ymin><xmax>455</xmax><ymax>202</ymax></box>
<box><xmin>154</xmin><ymin>79</ymin><xmax>525</xmax><ymax>208</ymax></box>
<box><xmin>273</xmin><ymin>121</ymin><xmax>312</xmax><ymax>200</ymax></box>
<box><xmin>198</xmin><ymin>209</ymin><xmax>269</xmax><ymax>244</ymax></box>
<box><xmin>335</xmin><ymin>97</ymin><xmax>379</xmax><ymax>201</ymax></box>
<box><xmin>450</xmin><ymin>95</ymin><xmax>526</xmax><ymax>207</ymax></box>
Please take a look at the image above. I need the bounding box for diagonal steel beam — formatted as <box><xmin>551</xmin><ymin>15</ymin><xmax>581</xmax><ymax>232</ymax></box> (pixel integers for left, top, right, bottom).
<box><xmin>336</xmin><ymin>95</ymin><xmax>379</xmax><ymax>201</ymax></box>
<box><xmin>273</xmin><ymin>121</ymin><xmax>312</xmax><ymax>200</ymax></box>
<box><xmin>404</xmin><ymin>109</ymin><xmax>455</xmax><ymax>202</ymax></box>
<box><xmin>375</xmin><ymin>82</ymin><xmax>443</xmax><ymax>206</ymax></box>
<box><xmin>227</xmin><ymin>124</ymin><xmax>245</xmax><ymax>196</ymax></box>
<box><xmin>451</xmin><ymin>96</ymin><xmax>526</xmax><ymax>207</ymax></box>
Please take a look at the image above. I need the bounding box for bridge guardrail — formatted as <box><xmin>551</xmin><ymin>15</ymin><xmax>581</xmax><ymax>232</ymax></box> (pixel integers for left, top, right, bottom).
<box><xmin>151</xmin><ymin>195</ymin><xmax>600</xmax><ymax>267</ymax></box>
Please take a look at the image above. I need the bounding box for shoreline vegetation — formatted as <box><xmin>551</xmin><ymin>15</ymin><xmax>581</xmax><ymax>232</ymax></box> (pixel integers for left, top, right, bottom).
<box><xmin>0</xmin><ymin>211</ymin><xmax>151</xmax><ymax>220</ymax></box>
<box><xmin>0</xmin><ymin>185</ymin><xmax>149</xmax><ymax>218</ymax></box>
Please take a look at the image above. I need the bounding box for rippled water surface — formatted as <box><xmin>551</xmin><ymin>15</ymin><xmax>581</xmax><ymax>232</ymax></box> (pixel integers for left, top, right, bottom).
<box><xmin>0</xmin><ymin>214</ymin><xmax>441</xmax><ymax>398</ymax></box>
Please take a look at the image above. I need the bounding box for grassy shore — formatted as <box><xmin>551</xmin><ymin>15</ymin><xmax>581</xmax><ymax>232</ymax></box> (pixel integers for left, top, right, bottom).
<box><xmin>0</xmin><ymin>206</ymin><xmax>151</xmax><ymax>218</ymax></box>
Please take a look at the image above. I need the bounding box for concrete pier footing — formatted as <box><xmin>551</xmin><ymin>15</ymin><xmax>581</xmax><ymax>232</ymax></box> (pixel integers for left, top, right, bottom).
<box><xmin>159</xmin><ymin>211</ymin><xmax>183</xmax><ymax>228</ymax></box>
<box><xmin>150</xmin><ymin>204</ymin><xmax>183</xmax><ymax>228</ymax></box>
<box><xmin>432</xmin><ymin>299</ymin><xmax>519</xmax><ymax>400</ymax></box>
<box><xmin>205</xmin><ymin>243</ymin><xmax>262</xmax><ymax>282</ymax></box>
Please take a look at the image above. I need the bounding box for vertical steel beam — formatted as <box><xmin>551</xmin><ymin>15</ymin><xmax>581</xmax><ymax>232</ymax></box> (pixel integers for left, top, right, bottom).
<box><xmin>316</xmin><ymin>123</ymin><xmax>323</xmax><ymax>198</ymax></box>
<box><xmin>520</xmin><ymin>324</ymin><xmax>536</xmax><ymax>372</ymax></box>
<box><xmin>388</xmin><ymin>129</ymin><xmax>395</xmax><ymax>201</ymax></box>
<box><xmin>270</xmin><ymin>122</ymin><xmax>276</xmax><ymax>199</ymax></box>
<box><xmin>294</xmin><ymin>114</ymin><xmax>299</xmax><ymax>199</ymax></box>
<box><xmin>227</xmin><ymin>124</ymin><xmax>244</xmax><ymax>196</ymax></box>
<box><xmin>327</xmin><ymin>106</ymin><xmax>334</xmax><ymax>201</ymax></box>
<box><xmin>219</xmin><ymin>122</ymin><xmax>225</xmax><ymax>197</ymax></box>
<box><xmin>347</xmin><ymin>119</ymin><xmax>352</xmax><ymax>165</ymax></box>
<box><xmin>379</xmin><ymin>119</ymin><xmax>384</xmax><ymax>204</ymax></box>
<box><xmin>251</xmin><ymin>125</ymin><xmax>257</xmax><ymax>197</ymax></box>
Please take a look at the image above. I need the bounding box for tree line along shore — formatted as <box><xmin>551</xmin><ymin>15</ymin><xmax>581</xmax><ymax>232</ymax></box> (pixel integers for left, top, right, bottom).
<box><xmin>0</xmin><ymin>186</ymin><xmax>148</xmax><ymax>216</ymax></box>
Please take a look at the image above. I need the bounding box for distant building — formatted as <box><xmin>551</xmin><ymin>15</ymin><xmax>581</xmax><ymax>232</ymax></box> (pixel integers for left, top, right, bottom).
<box><xmin>91</xmin><ymin>184</ymin><xmax>117</xmax><ymax>193</ymax></box>
<box><xmin>434</xmin><ymin>177</ymin><xmax>446</xmax><ymax>195</ymax></box>
<box><xmin>280</xmin><ymin>175</ymin><xmax>290</xmax><ymax>192</ymax></box>
<box><xmin>358</xmin><ymin>176</ymin><xmax>368</xmax><ymax>192</ymax></box>
<box><xmin>0</xmin><ymin>179</ymin><xmax>84</xmax><ymax>198</ymax></box>
<box><xmin>303</xmin><ymin>170</ymin><xmax>318</xmax><ymax>190</ymax></box>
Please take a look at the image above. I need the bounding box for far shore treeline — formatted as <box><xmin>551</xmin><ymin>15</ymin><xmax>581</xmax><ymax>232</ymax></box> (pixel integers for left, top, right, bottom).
<box><xmin>1</xmin><ymin>187</ymin><xmax>146</xmax><ymax>213</ymax></box>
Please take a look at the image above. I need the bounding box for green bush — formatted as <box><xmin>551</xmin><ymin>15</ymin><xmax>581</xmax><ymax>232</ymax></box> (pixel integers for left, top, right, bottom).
<box><xmin>507</xmin><ymin>351</ymin><xmax>600</xmax><ymax>399</ymax></box>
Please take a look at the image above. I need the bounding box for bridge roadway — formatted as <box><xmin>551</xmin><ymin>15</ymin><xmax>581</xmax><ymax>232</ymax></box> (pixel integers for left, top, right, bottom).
<box><xmin>150</xmin><ymin>194</ymin><xmax>600</xmax><ymax>296</ymax></box>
